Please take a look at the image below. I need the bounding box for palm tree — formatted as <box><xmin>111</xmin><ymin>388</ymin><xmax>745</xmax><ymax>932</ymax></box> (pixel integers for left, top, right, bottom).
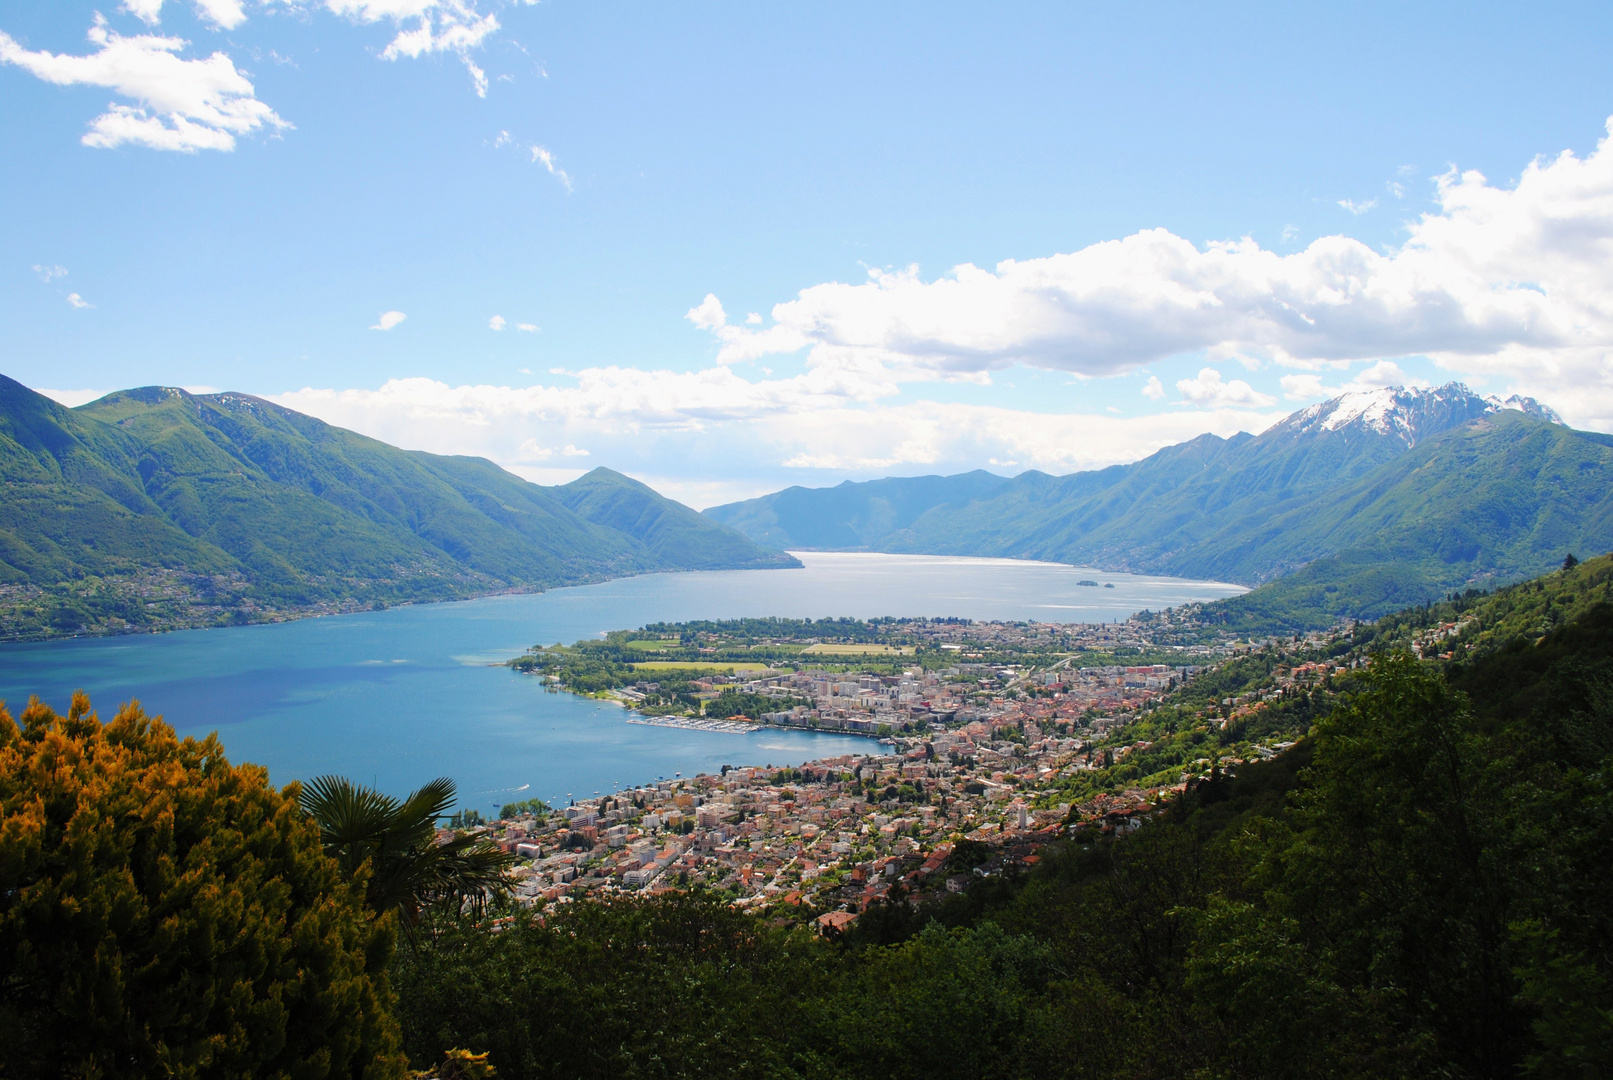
<box><xmin>299</xmin><ymin>775</ymin><xmax>515</xmax><ymax>925</ymax></box>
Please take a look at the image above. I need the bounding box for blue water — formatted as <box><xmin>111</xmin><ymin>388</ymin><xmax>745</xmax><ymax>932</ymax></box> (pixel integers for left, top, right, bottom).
<box><xmin>0</xmin><ymin>553</ymin><xmax>1243</xmax><ymax>813</ymax></box>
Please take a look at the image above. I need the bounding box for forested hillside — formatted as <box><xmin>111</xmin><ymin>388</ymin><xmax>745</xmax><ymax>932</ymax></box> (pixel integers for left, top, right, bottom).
<box><xmin>708</xmin><ymin>384</ymin><xmax>1609</xmax><ymax>628</ymax></box>
<box><xmin>0</xmin><ymin>376</ymin><xmax>794</xmax><ymax>639</ymax></box>
<box><xmin>390</xmin><ymin>557</ymin><xmax>1613</xmax><ymax>1078</ymax></box>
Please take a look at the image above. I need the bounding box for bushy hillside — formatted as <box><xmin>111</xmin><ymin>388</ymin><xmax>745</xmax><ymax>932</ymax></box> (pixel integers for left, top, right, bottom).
<box><xmin>388</xmin><ymin>561</ymin><xmax>1613</xmax><ymax>1079</ymax></box>
<box><xmin>0</xmin><ymin>376</ymin><xmax>795</xmax><ymax>639</ymax></box>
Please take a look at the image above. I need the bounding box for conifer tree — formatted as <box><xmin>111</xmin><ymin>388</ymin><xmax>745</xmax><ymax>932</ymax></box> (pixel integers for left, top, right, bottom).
<box><xmin>0</xmin><ymin>693</ymin><xmax>405</xmax><ymax>1079</ymax></box>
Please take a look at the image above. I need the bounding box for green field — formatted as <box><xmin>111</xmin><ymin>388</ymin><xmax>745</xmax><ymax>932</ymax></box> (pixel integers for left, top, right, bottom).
<box><xmin>800</xmin><ymin>643</ymin><xmax>915</xmax><ymax>656</ymax></box>
<box><xmin>622</xmin><ymin>639</ymin><xmax>682</xmax><ymax>652</ymax></box>
<box><xmin>631</xmin><ymin>661</ymin><xmax>774</xmax><ymax>673</ymax></box>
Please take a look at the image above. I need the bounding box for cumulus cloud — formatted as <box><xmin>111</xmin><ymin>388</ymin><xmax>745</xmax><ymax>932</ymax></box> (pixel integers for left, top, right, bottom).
<box><xmin>1176</xmin><ymin>367</ymin><xmax>1276</xmax><ymax>407</ymax></box>
<box><xmin>516</xmin><ymin>322</ymin><xmax>537</xmax><ymax>332</ymax></box>
<box><xmin>121</xmin><ymin>0</ymin><xmax>166</xmax><ymax>24</ymax></box>
<box><xmin>370</xmin><ymin>309</ymin><xmax>406</xmax><ymax>330</ymax></box>
<box><xmin>0</xmin><ymin>17</ymin><xmax>289</xmax><ymax>151</ymax></box>
<box><xmin>270</xmin><ymin>367</ymin><xmax>1286</xmax><ymax>508</ymax></box>
<box><xmin>32</xmin><ymin>264</ymin><xmax>68</xmax><ymax>282</ymax></box>
<box><xmin>488</xmin><ymin>314</ymin><xmax>506</xmax><ymax>330</ymax></box>
<box><xmin>687</xmin><ymin>116</ymin><xmax>1613</xmax><ymax>429</ymax></box>
<box><xmin>1141</xmin><ymin>375</ymin><xmax>1166</xmax><ymax>401</ymax></box>
<box><xmin>686</xmin><ymin>293</ymin><xmax>726</xmax><ymax>331</ymax></box>
<box><xmin>1338</xmin><ymin>197</ymin><xmax>1377</xmax><ymax>215</ymax></box>
<box><xmin>1280</xmin><ymin>360</ymin><xmax>1430</xmax><ymax>401</ymax></box>
<box><xmin>66</xmin><ymin>292</ymin><xmax>93</xmax><ymax>309</ymax></box>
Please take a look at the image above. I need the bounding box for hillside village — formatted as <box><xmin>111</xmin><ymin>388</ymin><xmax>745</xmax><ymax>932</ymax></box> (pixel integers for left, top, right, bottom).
<box><xmin>487</xmin><ymin>614</ymin><xmax>1352</xmax><ymax>919</ymax></box>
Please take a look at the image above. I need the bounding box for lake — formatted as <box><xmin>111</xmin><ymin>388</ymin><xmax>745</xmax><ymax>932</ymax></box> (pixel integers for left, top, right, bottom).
<box><xmin>0</xmin><ymin>553</ymin><xmax>1244</xmax><ymax>813</ymax></box>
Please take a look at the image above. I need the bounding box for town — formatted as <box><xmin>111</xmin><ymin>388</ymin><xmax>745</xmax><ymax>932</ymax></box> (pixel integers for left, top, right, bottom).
<box><xmin>486</xmin><ymin>614</ymin><xmax>1356</xmax><ymax>922</ymax></box>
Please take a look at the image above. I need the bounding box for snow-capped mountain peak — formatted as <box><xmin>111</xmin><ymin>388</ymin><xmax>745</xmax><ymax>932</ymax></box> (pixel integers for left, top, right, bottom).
<box><xmin>1271</xmin><ymin>382</ymin><xmax>1562</xmax><ymax>449</ymax></box>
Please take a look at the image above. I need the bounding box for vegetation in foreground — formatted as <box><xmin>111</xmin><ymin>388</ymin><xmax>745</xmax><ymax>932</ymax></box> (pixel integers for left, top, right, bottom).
<box><xmin>3</xmin><ymin>557</ymin><xmax>1611</xmax><ymax>1078</ymax></box>
<box><xmin>395</xmin><ymin>620</ymin><xmax>1613</xmax><ymax>1079</ymax></box>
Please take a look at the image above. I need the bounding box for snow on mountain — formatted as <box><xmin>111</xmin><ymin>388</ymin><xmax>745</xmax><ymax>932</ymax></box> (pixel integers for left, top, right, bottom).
<box><xmin>1270</xmin><ymin>382</ymin><xmax>1562</xmax><ymax>449</ymax></box>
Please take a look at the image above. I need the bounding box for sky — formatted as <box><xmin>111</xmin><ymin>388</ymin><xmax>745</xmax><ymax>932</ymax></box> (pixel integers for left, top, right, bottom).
<box><xmin>5</xmin><ymin>1</ymin><xmax>1613</xmax><ymax>509</ymax></box>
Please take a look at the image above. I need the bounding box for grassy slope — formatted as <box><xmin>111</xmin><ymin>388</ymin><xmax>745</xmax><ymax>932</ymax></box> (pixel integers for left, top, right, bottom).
<box><xmin>0</xmin><ymin>376</ymin><xmax>796</xmax><ymax>634</ymax></box>
<box><xmin>550</xmin><ymin>468</ymin><xmax>800</xmax><ymax>570</ymax></box>
<box><xmin>0</xmin><ymin>377</ymin><xmax>237</xmax><ymax>586</ymax></box>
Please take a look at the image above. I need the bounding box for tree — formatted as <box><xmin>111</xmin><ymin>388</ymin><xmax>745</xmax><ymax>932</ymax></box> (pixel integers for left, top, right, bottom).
<box><xmin>299</xmin><ymin>775</ymin><xmax>515</xmax><ymax>926</ymax></box>
<box><xmin>0</xmin><ymin>693</ymin><xmax>404</xmax><ymax>1079</ymax></box>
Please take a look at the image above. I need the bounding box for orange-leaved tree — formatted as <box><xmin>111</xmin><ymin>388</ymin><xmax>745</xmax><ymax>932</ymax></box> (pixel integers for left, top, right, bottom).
<box><xmin>0</xmin><ymin>692</ymin><xmax>406</xmax><ymax>1080</ymax></box>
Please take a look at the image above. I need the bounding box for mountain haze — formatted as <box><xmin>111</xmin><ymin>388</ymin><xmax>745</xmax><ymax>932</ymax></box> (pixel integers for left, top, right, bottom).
<box><xmin>0</xmin><ymin>375</ymin><xmax>794</xmax><ymax>639</ymax></box>
<box><xmin>707</xmin><ymin>384</ymin><xmax>1608</xmax><ymax>626</ymax></box>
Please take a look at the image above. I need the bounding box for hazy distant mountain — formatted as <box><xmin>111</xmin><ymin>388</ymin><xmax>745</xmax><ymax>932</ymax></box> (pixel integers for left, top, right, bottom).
<box><xmin>0</xmin><ymin>375</ymin><xmax>795</xmax><ymax>638</ymax></box>
<box><xmin>707</xmin><ymin>383</ymin><xmax>1609</xmax><ymax>626</ymax></box>
<box><xmin>706</xmin><ymin>470</ymin><xmax>1017</xmax><ymax>551</ymax></box>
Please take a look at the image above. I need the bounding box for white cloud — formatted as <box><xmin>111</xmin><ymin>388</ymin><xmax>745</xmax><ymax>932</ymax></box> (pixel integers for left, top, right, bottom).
<box><xmin>325</xmin><ymin>0</ymin><xmax>499</xmax><ymax>61</ymax></box>
<box><xmin>488</xmin><ymin>314</ymin><xmax>506</xmax><ymax>330</ymax></box>
<box><xmin>195</xmin><ymin>0</ymin><xmax>248</xmax><ymax>28</ymax></box>
<box><xmin>530</xmin><ymin>144</ymin><xmax>571</xmax><ymax>189</ymax></box>
<box><xmin>687</xmin><ymin>116</ymin><xmax>1613</xmax><ymax>431</ymax></box>
<box><xmin>516</xmin><ymin>322</ymin><xmax>538</xmax><ymax>332</ymax></box>
<box><xmin>0</xmin><ymin>17</ymin><xmax>289</xmax><ymax>152</ymax></box>
<box><xmin>118</xmin><ymin>0</ymin><xmax>248</xmax><ymax>29</ymax></box>
<box><xmin>1279</xmin><ymin>373</ymin><xmax>1329</xmax><ymax>401</ymax></box>
<box><xmin>1280</xmin><ymin>360</ymin><xmax>1430</xmax><ymax>401</ymax></box>
<box><xmin>1141</xmin><ymin>374</ymin><xmax>1165</xmax><ymax>401</ymax></box>
<box><xmin>66</xmin><ymin>292</ymin><xmax>93</xmax><ymax>308</ymax></box>
<box><xmin>370</xmin><ymin>310</ymin><xmax>406</xmax><ymax>330</ymax></box>
<box><xmin>1175</xmin><ymin>367</ymin><xmax>1275</xmax><ymax>407</ymax></box>
<box><xmin>686</xmin><ymin>293</ymin><xmax>726</xmax><ymax>331</ymax></box>
<box><xmin>32</xmin><ymin>264</ymin><xmax>68</xmax><ymax>282</ymax></box>
<box><xmin>36</xmin><ymin>388</ymin><xmax>113</xmax><ymax>407</ymax></box>
<box><xmin>746</xmin><ymin>312</ymin><xmax>763</xmax><ymax>325</ymax></box>
<box><xmin>269</xmin><ymin>368</ymin><xmax>1285</xmax><ymax>510</ymax></box>
<box><xmin>1338</xmin><ymin>197</ymin><xmax>1377</xmax><ymax>215</ymax></box>
<box><xmin>463</xmin><ymin>55</ymin><xmax>486</xmax><ymax>96</ymax></box>
<box><xmin>122</xmin><ymin>0</ymin><xmax>166</xmax><ymax>25</ymax></box>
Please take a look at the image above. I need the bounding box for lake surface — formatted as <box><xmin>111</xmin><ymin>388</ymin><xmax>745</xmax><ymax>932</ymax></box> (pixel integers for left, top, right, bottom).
<box><xmin>0</xmin><ymin>553</ymin><xmax>1244</xmax><ymax>813</ymax></box>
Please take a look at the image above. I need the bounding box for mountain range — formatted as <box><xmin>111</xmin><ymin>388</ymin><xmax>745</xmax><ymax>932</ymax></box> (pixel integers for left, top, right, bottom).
<box><xmin>706</xmin><ymin>383</ymin><xmax>1613</xmax><ymax>628</ymax></box>
<box><xmin>0</xmin><ymin>375</ymin><xmax>794</xmax><ymax>639</ymax></box>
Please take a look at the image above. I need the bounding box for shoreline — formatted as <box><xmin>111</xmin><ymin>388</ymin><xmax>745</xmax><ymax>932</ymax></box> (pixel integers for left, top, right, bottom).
<box><xmin>0</xmin><ymin>552</ymin><xmax>1251</xmax><ymax>648</ymax></box>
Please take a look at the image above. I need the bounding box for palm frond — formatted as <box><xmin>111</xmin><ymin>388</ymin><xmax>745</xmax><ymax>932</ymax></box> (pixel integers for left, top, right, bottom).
<box><xmin>300</xmin><ymin>774</ymin><xmax>512</xmax><ymax>923</ymax></box>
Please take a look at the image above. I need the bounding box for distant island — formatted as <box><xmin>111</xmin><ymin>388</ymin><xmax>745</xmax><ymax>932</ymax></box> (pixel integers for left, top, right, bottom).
<box><xmin>0</xmin><ymin>375</ymin><xmax>796</xmax><ymax>642</ymax></box>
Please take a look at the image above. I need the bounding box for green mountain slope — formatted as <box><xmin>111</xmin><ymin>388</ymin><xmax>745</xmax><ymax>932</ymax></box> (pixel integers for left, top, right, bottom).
<box><xmin>1207</xmin><ymin>414</ymin><xmax>1613</xmax><ymax>628</ymax></box>
<box><xmin>705</xmin><ymin>470</ymin><xmax>1017</xmax><ymax>550</ymax></box>
<box><xmin>548</xmin><ymin>467</ymin><xmax>795</xmax><ymax>571</ymax></box>
<box><xmin>0</xmin><ymin>376</ymin><xmax>794</xmax><ymax>639</ymax></box>
<box><xmin>708</xmin><ymin>384</ymin><xmax>1608</xmax><ymax>626</ymax></box>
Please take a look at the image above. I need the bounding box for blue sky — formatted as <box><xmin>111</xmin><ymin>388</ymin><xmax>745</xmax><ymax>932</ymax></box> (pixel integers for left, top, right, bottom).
<box><xmin>5</xmin><ymin>1</ymin><xmax>1613</xmax><ymax>506</ymax></box>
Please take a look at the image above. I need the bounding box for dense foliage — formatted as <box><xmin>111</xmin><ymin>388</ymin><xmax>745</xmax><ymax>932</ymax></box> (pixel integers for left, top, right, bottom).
<box><xmin>301</xmin><ymin>775</ymin><xmax>516</xmax><ymax>926</ymax></box>
<box><xmin>0</xmin><ymin>693</ymin><xmax>405</xmax><ymax>1079</ymax></box>
<box><xmin>397</xmin><ymin>596</ymin><xmax>1613</xmax><ymax>1079</ymax></box>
